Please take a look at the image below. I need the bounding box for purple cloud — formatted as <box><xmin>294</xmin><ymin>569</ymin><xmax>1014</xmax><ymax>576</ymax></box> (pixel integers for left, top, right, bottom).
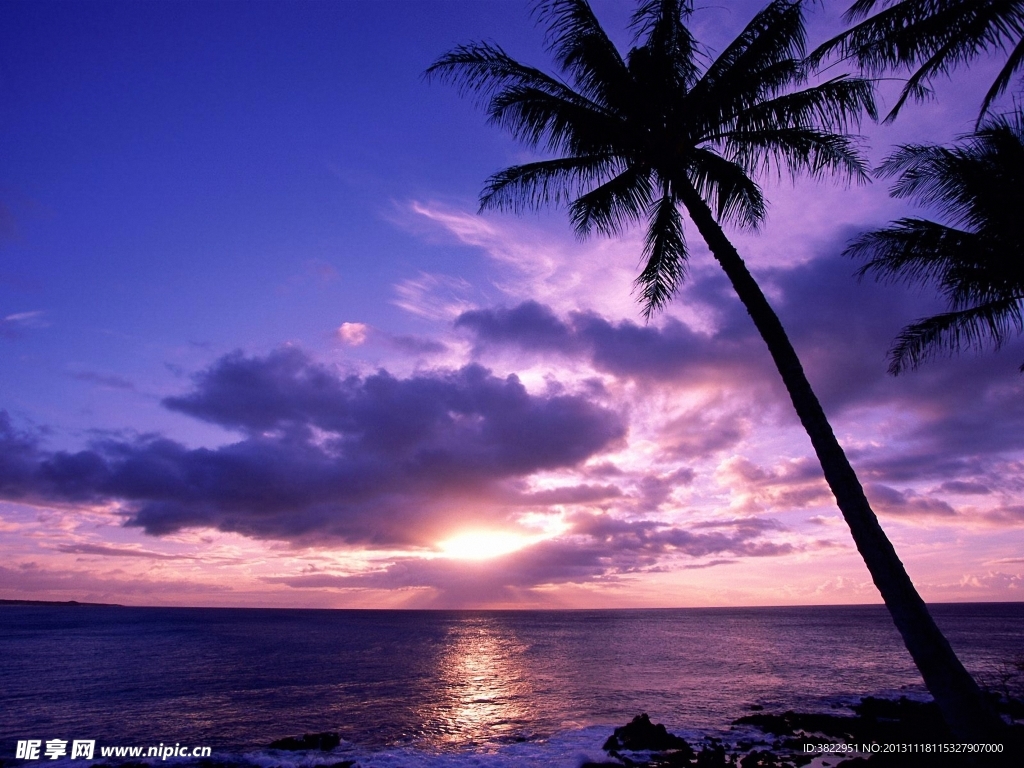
<box><xmin>0</xmin><ymin>350</ymin><xmax>626</xmax><ymax>547</ymax></box>
<box><xmin>864</xmin><ymin>484</ymin><xmax>957</xmax><ymax>518</ymax></box>
<box><xmin>457</xmin><ymin>299</ymin><xmax>754</xmax><ymax>385</ymax></box>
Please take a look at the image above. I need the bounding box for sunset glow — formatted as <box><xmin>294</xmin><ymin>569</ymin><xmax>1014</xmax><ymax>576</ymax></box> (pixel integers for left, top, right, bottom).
<box><xmin>438</xmin><ymin>531</ymin><xmax>532</xmax><ymax>561</ymax></box>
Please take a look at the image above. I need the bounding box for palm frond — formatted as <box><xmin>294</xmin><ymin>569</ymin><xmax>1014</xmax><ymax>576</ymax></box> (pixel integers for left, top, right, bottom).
<box><xmin>707</xmin><ymin>75</ymin><xmax>876</xmax><ymax>172</ymax></box>
<box><xmin>692</xmin><ymin>0</ymin><xmax>806</xmax><ymax>116</ymax></box>
<box><xmin>852</xmin><ymin>111</ymin><xmax>1024</xmax><ymax>372</ymax></box>
<box><xmin>812</xmin><ymin>0</ymin><xmax>1024</xmax><ymax>122</ymax></box>
<box><xmin>630</xmin><ymin>0</ymin><xmax>701</xmax><ymax>88</ymax></box>
<box><xmin>881</xmin><ymin>5</ymin><xmax>1007</xmax><ymax>121</ymax></box>
<box><xmin>879</xmin><ymin>118</ymin><xmax>1024</xmax><ymax>232</ymax></box>
<box><xmin>568</xmin><ymin>165</ymin><xmax>654</xmax><ymax>236</ymax></box>
<box><xmin>429</xmin><ymin>41</ymin><xmax>623</xmax><ymax>158</ymax></box>
<box><xmin>980</xmin><ymin>35</ymin><xmax>1024</xmax><ymax>121</ymax></box>
<box><xmin>488</xmin><ymin>85</ymin><xmax>621</xmax><ymax>154</ymax></box>
<box><xmin>684</xmin><ymin>149</ymin><xmax>767</xmax><ymax>230</ymax></box>
<box><xmin>426</xmin><ymin>42</ymin><xmax>578</xmax><ymax>103</ymax></box>
<box><xmin>721</xmin><ymin>126</ymin><xmax>870</xmax><ymax>184</ymax></box>
<box><xmin>737</xmin><ymin>75</ymin><xmax>877</xmax><ymax>131</ymax></box>
<box><xmin>847</xmin><ymin>218</ymin><xmax>982</xmax><ymax>287</ymax></box>
<box><xmin>844</xmin><ymin>0</ymin><xmax>888</xmax><ymax>23</ymax></box>
<box><xmin>479</xmin><ymin>155</ymin><xmax>619</xmax><ymax>214</ymax></box>
<box><xmin>888</xmin><ymin>296</ymin><xmax>1024</xmax><ymax>374</ymax></box>
<box><xmin>636</xmin><ymin>194</ymin><xmax>688</xmax><ymax>317</ymax></box>
<box><xmin>630</xmin><ymin>0</ymin><xmax>693</xmax><ymax>39</ymax></box>
<box><xmin>532</xmin><ymin>0</ymin><xmax>632</xmax><ymax>106</ymax></box>
<box><xmin>690</xmin><ymin>59</ymin><xmax>805</xmax><ymax>138</ymax></box>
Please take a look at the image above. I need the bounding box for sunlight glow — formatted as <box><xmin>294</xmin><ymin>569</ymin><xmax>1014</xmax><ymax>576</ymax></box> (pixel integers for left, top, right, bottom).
<box><xmin>438</xmin><ymin>531</ymin><xmax>530</xmax><ymax>560</ymax></box>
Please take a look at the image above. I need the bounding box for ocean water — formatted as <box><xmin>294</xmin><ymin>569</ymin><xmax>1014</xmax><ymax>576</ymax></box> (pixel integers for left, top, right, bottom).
<box><xmin>2</xmin><ymin>603</ymin><xmax>1022</xmax><ymax>766</ymax></box>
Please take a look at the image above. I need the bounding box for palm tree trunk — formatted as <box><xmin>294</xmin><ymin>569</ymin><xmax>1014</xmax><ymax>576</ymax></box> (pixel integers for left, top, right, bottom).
<box><xmin>676</xmin><ymin>182</ymin><xmax>1006</xmax><ymax>744</ymax></box>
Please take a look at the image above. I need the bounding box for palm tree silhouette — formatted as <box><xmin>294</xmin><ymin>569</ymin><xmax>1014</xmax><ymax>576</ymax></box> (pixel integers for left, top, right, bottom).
<box><xmin>429</xmin><ymin>0</ymin><xmax>1004</xmax><ymax>742</ymax></box>
<box><xmin>848</xmin><ymin>111</ymin><xmax>1024</xmax><ymax>372</ymax></box>
<box><xmin>814</xmin><ymin>0</ymin><xmax>1024</xmax><ymax>123</ymax></box>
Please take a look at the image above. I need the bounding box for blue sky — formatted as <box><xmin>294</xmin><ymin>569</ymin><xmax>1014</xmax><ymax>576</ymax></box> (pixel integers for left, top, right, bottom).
<box><xmin>2</xmin><ymin>0</ymin><xmax>1023</xmax><ymax>608</ymax></box>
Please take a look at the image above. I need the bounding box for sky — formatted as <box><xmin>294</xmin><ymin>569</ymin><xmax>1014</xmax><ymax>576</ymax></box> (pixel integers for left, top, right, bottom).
<box><xmin>1</xmin><ymin>0</ymin><xmax>1022</xmax><ymax>609</ymax></box>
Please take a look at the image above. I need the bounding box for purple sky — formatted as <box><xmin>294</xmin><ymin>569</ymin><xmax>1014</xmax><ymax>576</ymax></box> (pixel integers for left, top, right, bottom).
<box><xmin>2</xmin><ymin>0</ymin><xmax>1022</xmax><ymax>608</ymax></box>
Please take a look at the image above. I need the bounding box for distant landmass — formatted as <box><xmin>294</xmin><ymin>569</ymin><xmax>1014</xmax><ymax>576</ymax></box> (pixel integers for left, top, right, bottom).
<box><xmin>0</xmin><ymin>598</ymin><xmax>122</xmax><ymax>607</ymax></box>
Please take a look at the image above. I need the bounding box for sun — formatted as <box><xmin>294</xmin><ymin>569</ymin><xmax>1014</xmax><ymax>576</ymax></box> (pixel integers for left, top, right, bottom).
<box><xmin>438</xmin><ymin>530</ymin><xmax>530</xmax><ymax>561</ymax></box>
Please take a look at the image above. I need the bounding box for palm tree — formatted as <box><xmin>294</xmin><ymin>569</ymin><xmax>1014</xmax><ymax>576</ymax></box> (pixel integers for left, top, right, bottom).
<box><xmin>814</xmin><ymin>0</ymin><xmax>1024</xmax><ymax>124</ymax></box>
<box><xmin>847</xmin><ymin>111</ymin><xmax>1024</xmax><ymax>372</ymax></box>
<box><xmin>428</xmin><ymin>0</ymin><xmax>1005</xmax><ymax>742</ymax></box>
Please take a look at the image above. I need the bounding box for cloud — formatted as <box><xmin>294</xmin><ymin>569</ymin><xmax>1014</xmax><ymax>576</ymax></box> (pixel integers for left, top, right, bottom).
<box><xmin>335</xmin><ymin>322</ymin><xmax>369</xmax><ymax>346</ymax></box>
<box><xmin>501</xmin><ymin>483</ymin><xmax>624</xmax><ymax>506</ymax></box>
<box><xmin>405</xmin><ymin>201</ymin><xmax>642</xmax><ymax>320</ymax></box>
<box><xmin>864</xmin><ymin>484</ymin><xmax>957</xmax><ymax>518</ymax></box>
<box><xmin>0</xmin><ymin>350</ymin><xmax>626</xmax><ymax>547</ymax></box>
<box><xmin>54</xmin><ymin>542</ymin><xmax>192</xmax><ymax>560</ymax></box>
<box><xmin>660</xmin><ymin>408</ymin><xmax>750</xmax><ymax>459</ymax></box>
<box><xmin>69</xmin><ymin>370</ymin><xmax>137</xmax><ymax>391</ymax></box>
<box><xmin>717</xmin><ymin>456</ymin><xmax>832</xmax><ymax>511</ymax></box>
<box><xmin>264</xmin><ymin>513</ymin><xmax>793</xmax><ymax>603</ymax></box>
<box><xmin>393</xmin><ymin>272</ymin><xmax>476</xmax><ymax>320</ymax></box>
<box><xmin>456</xmin><ymin>299</ymin><xmax>763</xmax><ymax>386</ymax></box>
<box><xmin>1</xmin><ymin>310</ymin><xmax>46</xmax><ymax>339</ymax></box>
<box><xmin>385</xmin><ymin>334</ymin><xmax>448</xmax><ymax>356</ymax></box>
<box><xmin>682</xmin><ymin>559</ymin><xmax>737</xmax><ymax>569</ymax></box>
<box><xmin>983</xmin><ymin>506</ymin><xmax>1024</xmax><ymax>526</ymax></box>
<box><xmin>938</xmin><ymin>480</ymin><xmax>991</xmax><ymax>496</ymax></box>
<box><xmin>457</xmin><ymin>301</ymin><xmax>579</xmax><ymax>355</ymax></box>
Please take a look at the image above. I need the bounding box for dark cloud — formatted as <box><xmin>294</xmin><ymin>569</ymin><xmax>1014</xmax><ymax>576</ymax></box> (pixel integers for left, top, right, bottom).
<box><xmin>864</xmin><ymin>484</ymin><xmax>957</xmax><ymax>518</ymax></box>
<box><xmin>457</xmin><ymin>299</ymin><xmax>756</xmax><ymax>385</ymax></box>
<box><xmin>0</xmin><ymin>351</ymin><xmax>626</xmax><ymax>547</ymax></box>
<box><xmin>852</xmin><ymin>450</ymin><xmax>981</xmax><ymax>485</ymax></box>
<box><xmin>938</xmin><ymin>480</ymin><xmax>992</xmax><ymax>496</ymax></box>
<box><xmin>501</xmin><ymin>483</ymin><xmax>624</xmax><ymax>505</ymax></box>
<box><xmin>635</xmin><ymin>468</ymin><xmax>696</xmax><ymax>510</ymax></box>
<box><xmin>456</xmin><ymin>301</ymin><xmax>579</xmax><ymax>354</ymax></box>
<box><xmin>386</xmin><ymin>334</ymin><xmax>448</xmax><ymax>355</ymax></box>
<box><xmin>55</xmin><ymin>543</ymin><xmax>191</xmax><ymax>560</ymax></box>
<box><xmin>682</xmin><ymin>559</ymin><xmax>738</xmax><ymax>569</ymax></box>
<box><xmin>69</xmin><ymin>370</ymin><xmax>137</xmax><ymax>391</ymax></box>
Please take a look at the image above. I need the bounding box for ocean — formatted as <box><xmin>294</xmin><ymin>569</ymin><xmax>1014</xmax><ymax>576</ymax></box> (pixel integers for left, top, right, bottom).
<box><xmin>2</xmin><ymin>603</ymin><xmax>1022</xmax><ymax>766</ymax></box>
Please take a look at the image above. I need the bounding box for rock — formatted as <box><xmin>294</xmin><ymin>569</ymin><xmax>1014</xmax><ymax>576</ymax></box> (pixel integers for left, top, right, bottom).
<box><xmin>694</xmin><ymin>744</ymin><xmax>726</xmax><ymax>768</ymax></box>
<box><xmin>740</xmin><ymin>749</ymin><xmax>785</xmax><ymax>767</ymax></box>
<box><xmin>267</xmin><ymin>732</ymin><xmax>341</xmax><ymax>751</ymax></box>
<box><xmin>603</xmin><ymin>714</ymin><xmax>694</xmax><ymax>754</ymax></box>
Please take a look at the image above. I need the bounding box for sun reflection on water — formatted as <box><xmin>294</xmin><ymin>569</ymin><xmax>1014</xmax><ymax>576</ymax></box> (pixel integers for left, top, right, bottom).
<box><xmin>419</xmin><ymin>617</ymin><xmax>535</xmax><ymax>748</ymax></box>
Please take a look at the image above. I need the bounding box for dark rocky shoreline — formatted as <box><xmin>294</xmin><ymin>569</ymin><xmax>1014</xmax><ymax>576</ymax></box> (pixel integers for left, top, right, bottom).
<box><xmin>582</xmin><ymin>695</ymin><xmax>1024</xmax><ymax>768</ymax></box>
